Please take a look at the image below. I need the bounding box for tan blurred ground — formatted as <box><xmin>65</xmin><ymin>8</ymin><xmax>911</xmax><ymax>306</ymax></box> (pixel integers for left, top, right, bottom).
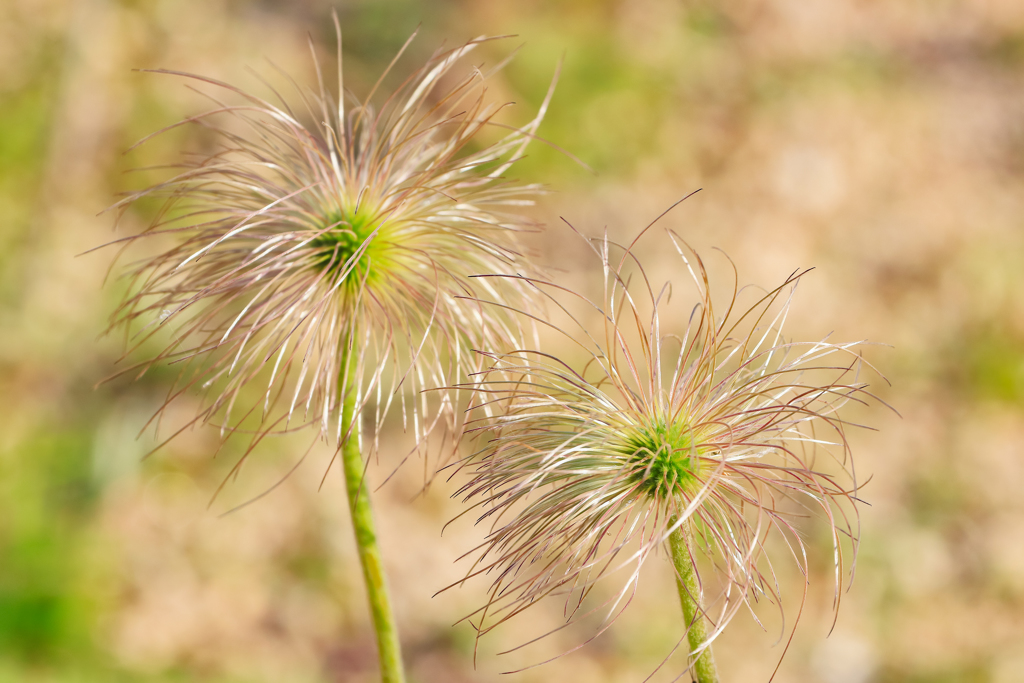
<box><xmin>1</xmin><ymin>1</ymin><xmax>1023</xmax><ymax>682</ymax></box>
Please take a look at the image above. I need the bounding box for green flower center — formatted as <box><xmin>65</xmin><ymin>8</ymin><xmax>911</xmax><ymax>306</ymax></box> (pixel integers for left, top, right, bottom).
<box><xmin>308</xmin><ymin>206</ymin><xmax>392</xmax><ymax>286</ymax></box>
<box><xmin>622</xmin><ymin>418</ymin><xmax>699</xmax><ymax>498</ymax></box>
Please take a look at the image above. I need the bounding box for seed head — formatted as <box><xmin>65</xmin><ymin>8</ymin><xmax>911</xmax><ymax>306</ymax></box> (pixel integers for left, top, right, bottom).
<box><xmin>104</xmin><ymin>26</ymin><xmax>554</xmax><ymax>474</ymax></box>
<box><xmin>449</xmin><ymin>226</ymin><xmax>882</xmax><ymax>672</ymax></box>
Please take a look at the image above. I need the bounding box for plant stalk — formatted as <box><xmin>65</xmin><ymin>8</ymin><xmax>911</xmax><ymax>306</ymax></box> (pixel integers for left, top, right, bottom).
<box><xmin>340</xmin><ymin>347</ymin><xmax>406</xmax><ymax>683</ymax></box>
<box><xmin>668</xmin><ymin>517</ymin><xmax>720</xmax><ymax>683</ymax></box>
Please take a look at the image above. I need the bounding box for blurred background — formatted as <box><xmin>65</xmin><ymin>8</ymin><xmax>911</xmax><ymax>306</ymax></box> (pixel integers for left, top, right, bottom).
<box><xmin>2</xmin><ymin>0</ymin><xmax>1023</xmax><ymax>682</ymax></box>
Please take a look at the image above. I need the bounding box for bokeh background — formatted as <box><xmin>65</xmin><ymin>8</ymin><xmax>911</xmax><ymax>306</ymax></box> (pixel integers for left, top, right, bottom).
<box><xmin>2</xmin><ymin>0</ymin><xmax>1024</xmax><ymax>682</ymax></box>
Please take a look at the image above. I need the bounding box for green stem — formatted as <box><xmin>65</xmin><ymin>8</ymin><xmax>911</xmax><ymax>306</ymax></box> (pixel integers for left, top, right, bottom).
<box><xmin>668</xmin><ymin>517</ymin><xmax>720</xmax><ymax>683</ymax></box>
<box><xmin>340</xmin><ymin>346</ymin><xmax>406</xmax><ymax>683</ymax></box>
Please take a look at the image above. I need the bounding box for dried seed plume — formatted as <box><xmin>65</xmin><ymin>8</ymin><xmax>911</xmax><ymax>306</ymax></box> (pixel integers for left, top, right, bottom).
<box><xmin>447</xmin><ymin>225</ymin><xmax>883</xmax><ymax>675</ymax></box>
<box><xmin>103</xmin><ymin>26</ymin><xmax>556</xmax><ymax>484</ymax></box>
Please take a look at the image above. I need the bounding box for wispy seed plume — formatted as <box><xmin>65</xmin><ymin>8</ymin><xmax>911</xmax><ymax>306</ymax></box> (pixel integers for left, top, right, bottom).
<box><xmin>447</xmin><ymin>226</ymin><xmax>884</xmax><ymax>676</ymax></box>
<box><xmin>103</xmin><ymin>28</ymin><xmax>556</xmax><ymax>479</ymax></box>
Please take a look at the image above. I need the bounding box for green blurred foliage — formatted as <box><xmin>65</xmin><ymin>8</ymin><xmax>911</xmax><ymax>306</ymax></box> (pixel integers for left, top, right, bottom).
<box><xmin>959</xmin><ymin>326</ymin><xmax>1024</xmax><ymax>405</ymax></box>
<box><xmin>0</xmin><ymin>423</ymin><xmax>100</xmax><ymax>669</ymax></box>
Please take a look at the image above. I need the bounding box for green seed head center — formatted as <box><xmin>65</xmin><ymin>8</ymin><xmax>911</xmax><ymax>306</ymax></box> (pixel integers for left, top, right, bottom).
<box><xmin>623</xmin><ymin>418</ymin><xmax>698</xmax><ymax>498</ymax></box>
<box><xmin>309</xmin><ymin>207</ymin><xmax>390</xmax><ymax>283</ymax></box>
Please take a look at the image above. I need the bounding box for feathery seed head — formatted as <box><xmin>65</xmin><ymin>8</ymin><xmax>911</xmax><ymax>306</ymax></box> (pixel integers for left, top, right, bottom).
<box><xmin>448</xmin><ymin>225</ymin><xmax>884</xmax><ymax>673</ymax></box>
<box><xmin>104</xmin><ymin>26</ymin><xmax>555</xmax><ymax>472</ymax></box>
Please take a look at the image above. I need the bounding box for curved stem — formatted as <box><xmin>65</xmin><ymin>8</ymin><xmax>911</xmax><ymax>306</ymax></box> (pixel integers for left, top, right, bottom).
<box><xmin>340</xmin><ymin>346</ymin><xmax>406</xmax><ymax>683</ymax></box>
<box><xmin>668</xmin><ymin>518</ymin><xmax>720</xmax><ymax>683</ymax></box>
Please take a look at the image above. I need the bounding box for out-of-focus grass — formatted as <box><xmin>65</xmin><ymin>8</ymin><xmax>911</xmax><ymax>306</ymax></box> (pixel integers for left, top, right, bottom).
<box><xmin>0</xmin><ymin>426</ymin><xmax>96</xmax><ymax>657</ymax></box>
